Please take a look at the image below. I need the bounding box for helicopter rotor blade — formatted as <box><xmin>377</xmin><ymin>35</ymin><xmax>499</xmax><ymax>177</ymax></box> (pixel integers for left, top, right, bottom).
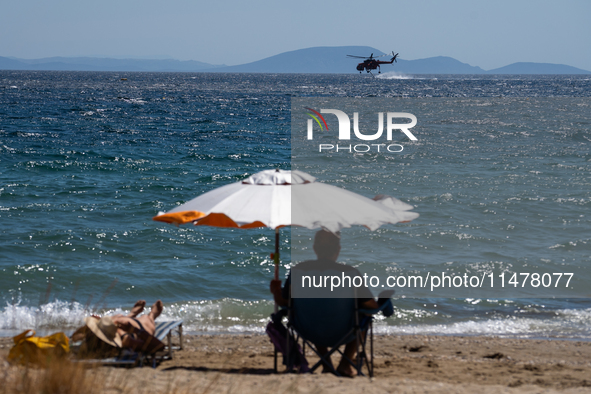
<box><xmin>348</xmin><ymin>52</ymin><xmax>395</xmax><ymax>60</ymax></box>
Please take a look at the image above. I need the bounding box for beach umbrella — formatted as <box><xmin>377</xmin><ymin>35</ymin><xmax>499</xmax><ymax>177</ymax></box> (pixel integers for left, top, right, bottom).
<box><xmin>153</xmin><ymin>169</ymin><xmax>419</xmax><ymax>281</ymax></box>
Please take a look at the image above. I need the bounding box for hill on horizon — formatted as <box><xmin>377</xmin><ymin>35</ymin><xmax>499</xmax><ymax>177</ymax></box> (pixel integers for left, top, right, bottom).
<box><xmin>210</xmin><ymin>47</ymin><xmax>588</xmax><ymax>74</ymax></box>
<box><xmin>0</xmin><ymin>56</ymin><xmax>223</xmax><ymax>72</ymax></box>
<box><xmin>209</xmin><ymin>46</ymin><xmax>387</xmax><ymax>74</ymax></box>
<box><xmin>1</xmin><ymin>47</ymin><xmax>589</xmax><ymax>74</ymax></box>
<box><xmin>486</xmin><ymin>62</ymin><xmax>590</xmax><ymax>74</ymax></box>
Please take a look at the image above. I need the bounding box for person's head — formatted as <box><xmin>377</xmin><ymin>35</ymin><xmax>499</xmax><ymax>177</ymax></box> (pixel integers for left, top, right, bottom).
<box><xmin>313</xmin><ymin>230</ymin><xmax>341</xmax><ymax>260</ymax></box>
<box><xmin>80</xmin><ymin>330</ymin><xmax>119</xmax><ymax>358</ymax></box>
<box><xmin>78</xmin><ymin>316</ymin><xmax>121</xmax><ymax>358</ymax></box>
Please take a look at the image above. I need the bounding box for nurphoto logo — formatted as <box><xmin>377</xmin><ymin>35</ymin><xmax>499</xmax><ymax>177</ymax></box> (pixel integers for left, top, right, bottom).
<box><xmin>305</xmin><ymin>107</ymin><xmax>417</xmax><ymax>153</ymax></box>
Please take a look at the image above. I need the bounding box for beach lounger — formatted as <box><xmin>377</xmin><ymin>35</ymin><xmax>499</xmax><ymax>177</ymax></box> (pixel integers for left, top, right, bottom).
<box><xmin>272</xmin><ymin>297</ymin><xmax>392</xmax><ymax>377</ymax></box>
<box><xmin>73</xmin><ymin>336</ymin><xmax>165</xmax><ymax>368</ymax></box>
<box><xmin>71</xmin><ymin>320</ymin><xmax>183</xmax><ymax>367</ymax></box>
<box><xmin>91</xmin><ymin>348</ymin><xmax>146</xmax><ymax>367</ymax></box>
<box><xmin>72</xmin><ymin>344</ymin><xmax>149</xmax><ymax>368</ymax></box>
<box><xmin>153</xmin><ymin>320</ymin><xmax>183</xmax><ymax>361</ymax></box>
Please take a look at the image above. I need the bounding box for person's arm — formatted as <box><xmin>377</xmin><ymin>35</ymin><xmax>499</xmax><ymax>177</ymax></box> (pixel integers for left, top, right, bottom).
<box><xmin>120</xmin><ymin>332</ymin><xmax>144</xmax><ymax>350</ymax></box>
<box><xmin>270</xmin><ymin>279</ymin><xmax>288</xmax><ymax>307</ymax></box>
<box><xmin>117</xmin><ymin>321</ymin><xmax>164</xmax><ymax>353</ymax></box>
<box><xmin>364</xmin><ymin>291</ymin><xmax>395</xmax><ymax>317</ymax></box>
<box><xmin>360</xmin><ymin>298</ymin><xmax>379</xmax><ymax>309</ymax></box>
<box><xmin>115</xmin><ymin>321</ymin><xmax>140</xmax><ymax>349</ymax></box>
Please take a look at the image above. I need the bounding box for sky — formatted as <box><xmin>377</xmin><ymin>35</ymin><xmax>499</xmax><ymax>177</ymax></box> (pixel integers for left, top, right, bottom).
<box><xmin>1</xmin><ymin>0</ymin><xmax>590</xmax><ymax>71</ymax></box>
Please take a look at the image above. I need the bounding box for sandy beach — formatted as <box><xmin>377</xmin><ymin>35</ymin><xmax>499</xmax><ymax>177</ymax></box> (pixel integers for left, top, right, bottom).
<box><xmin>2</xmin><ymin>333</ymin><xmax>591</xmax><ymax>393</ymax></box>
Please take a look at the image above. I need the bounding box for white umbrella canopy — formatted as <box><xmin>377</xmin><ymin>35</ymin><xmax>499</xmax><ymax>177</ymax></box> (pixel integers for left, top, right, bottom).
<box><xmin>291</xmin><ymin>179</ymin><xmax>418</xmax><ymax>233</ymax></box>
<box><xmin>157</xmin><ymin>169</ymin><xmax>297</xmax><ymax>229</ymax></box>
<box><xmin>153</xmin><ymin>169</ymin><xmax>419</xmax><ymax>279</ymax></box>
<box><xmin>155</xmin><ymin>169</ymin><xmax>417</xmax><ymax>230</ymax></box>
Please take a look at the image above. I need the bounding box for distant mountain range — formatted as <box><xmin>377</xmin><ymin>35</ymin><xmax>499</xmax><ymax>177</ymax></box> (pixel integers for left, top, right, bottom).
<box><xmin>0</xmin><ymin>56</ymin><xmax>220</xmax><ymax>72</ymax></box>
<box><xmin>1</xmin><ymin>46</ymin><xmax>589</xmax><ymax>74</ymax></box>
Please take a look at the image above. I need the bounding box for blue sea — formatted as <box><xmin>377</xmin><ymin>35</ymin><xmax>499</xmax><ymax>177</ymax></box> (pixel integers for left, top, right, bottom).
<box><xmin>1</xmin><ymin>70</ymin><xmax>590</xmax><ymax>339</ymax></box>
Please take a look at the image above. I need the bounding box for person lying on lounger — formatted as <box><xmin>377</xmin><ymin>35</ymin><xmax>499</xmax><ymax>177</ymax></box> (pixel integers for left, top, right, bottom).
<box><xmin>75</xmin><ymin>300</ymin><xmax>164</xmax><ymax>356</ymax></box>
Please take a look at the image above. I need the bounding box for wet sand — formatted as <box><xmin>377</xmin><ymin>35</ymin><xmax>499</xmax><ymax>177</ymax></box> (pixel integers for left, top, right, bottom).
<box><xmin>2</xmin><ymin>333</ymin><xmax>591</xmax><ymax>393</ymax></box>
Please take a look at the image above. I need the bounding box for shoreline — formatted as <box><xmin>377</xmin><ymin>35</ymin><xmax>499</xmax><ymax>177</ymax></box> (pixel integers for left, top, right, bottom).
<box><xmin>2</xmin><ymin>328</ymin><xmax>591</xmax><ymax>341</ymax></box>
<box><xmin>2</xmin><ymin>329</ymin><xmax>591</xmax><ymax>342</ymax></box>
<box><xmin>2</xmin><ymin>333</ymin><xmax>591</xmax><ymax>392</ymax></box>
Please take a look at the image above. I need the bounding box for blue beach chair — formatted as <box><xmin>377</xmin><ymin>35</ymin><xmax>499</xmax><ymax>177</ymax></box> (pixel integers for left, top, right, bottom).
<box><xmin>273</xmin><ymin>296</ymin><xmax>392</xmax><ymax>377</ymax></box>
<box><xmin>153</xmin><ymin>320</ymin><xmax>183</xmax><ymax>361</ymax></box>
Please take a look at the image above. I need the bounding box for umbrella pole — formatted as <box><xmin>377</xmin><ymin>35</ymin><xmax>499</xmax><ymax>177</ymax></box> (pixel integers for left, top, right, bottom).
<box><xmin>273</xmin><ymin>228</ymin><xmax>280</xmax><ymax>313</ymax></box>
<box><xmin>274</xmin><ymin>228</ymin><xmax>280</xmax><ymax>281</ymax></box>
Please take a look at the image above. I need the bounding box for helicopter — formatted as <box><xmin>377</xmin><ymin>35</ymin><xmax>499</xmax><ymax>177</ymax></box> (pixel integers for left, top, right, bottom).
<box><xmin>347</xmin><ymin>51</ymin><xmax>398</xmax><ymax>75</ymax></box>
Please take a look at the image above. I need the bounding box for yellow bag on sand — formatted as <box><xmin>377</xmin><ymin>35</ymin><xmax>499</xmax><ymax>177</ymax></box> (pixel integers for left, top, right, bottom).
<box><xmin>8</xmin><ymin>329</ymin><xmax>70</xmax><ymax>367</ymax></box>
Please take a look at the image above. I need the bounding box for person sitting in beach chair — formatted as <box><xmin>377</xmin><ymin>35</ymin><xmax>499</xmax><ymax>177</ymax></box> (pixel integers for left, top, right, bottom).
<box><xmin>270</xmin><ymin>230</ymin><xmax>393</xmax><ymax>377</ymax></box>
<box><xmin>75</xmin><ymin>300</ymin><xmax>165</xmax><ymax>357</ymax></box>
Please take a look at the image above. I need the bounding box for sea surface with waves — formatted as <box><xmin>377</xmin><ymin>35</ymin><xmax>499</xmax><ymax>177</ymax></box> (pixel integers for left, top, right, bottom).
<box><xmin>0</xmin><ymin>70</ymin><xmax>590</xmax><ymax>339</ymax></box>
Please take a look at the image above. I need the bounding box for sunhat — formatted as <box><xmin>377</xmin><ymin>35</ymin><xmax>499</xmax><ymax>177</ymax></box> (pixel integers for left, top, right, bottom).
<box><xmin>84</xmin><ymin>316</ymin><xmax>122</xmax><ymax>348</ymax></box>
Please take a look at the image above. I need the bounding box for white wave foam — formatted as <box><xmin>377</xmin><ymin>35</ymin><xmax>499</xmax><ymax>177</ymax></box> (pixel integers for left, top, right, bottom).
<box><xmin>2</xmin><ymin>299</ymin><xmax>589</xmax><ymax>339</ymax></box>
<box><xmin>0</xmin><ymin>299</ymin><xmax>158</xmax><ymax>332</ymax></box>
<box><xmin>375</xmin><ymin>308</ymin><xmax>591</xmax><ymax>339</ymax></box>
<box><xmin>121</xmin><ymin>98</ymin><xmax>146</xmax><ymax>104</ymax></box>
<box><xmin>0</xmin><ymin>300</ymin><xmax>90</xmax><ymax>331</ymax></box>
<box><xmin>376</xmin><ymin>72</ymin><xmax>413</xmax><ymax>80</ymax></box>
